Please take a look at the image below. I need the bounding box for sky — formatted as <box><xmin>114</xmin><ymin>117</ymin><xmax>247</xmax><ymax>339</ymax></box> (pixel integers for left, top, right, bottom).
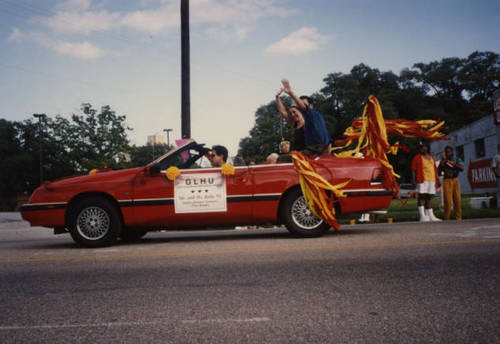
<box><xmin>1</xmin><ymin>0</ymin><xmax>499</xmax><ymax>158</ymax></box>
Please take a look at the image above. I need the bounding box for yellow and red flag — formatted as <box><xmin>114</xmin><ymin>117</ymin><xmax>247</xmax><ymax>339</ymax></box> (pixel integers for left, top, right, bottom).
<box><xmin>291</xmin><ymin>95</ymin><xmax>448</xmax><ymax>227</ymax></box>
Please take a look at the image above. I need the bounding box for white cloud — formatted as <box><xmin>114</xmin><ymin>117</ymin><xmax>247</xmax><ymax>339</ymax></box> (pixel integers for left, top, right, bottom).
<box><xmin>120</xmin><ymin>0</ymin><xmax>299</xmax><ymax>39</ymax></box>
<box><xmin>53</xmin><ymin>41</ymin><xmax>106</xmax><ymax>59</ymax></box>
<box><xmin>265</xmin><ymin>27</ymin><xmax>333</xmax><ymax>55</ymax></box>
<box><xmin>10</xmin><ymin>0</ymin><xmax>302</xmax><ymax>56</ymax></box>
<box><xmin>39</xmin><ymin>9</ymin><xmax>120</xmax><ymax>35</ymax></box>
<box><xmin>9</xmin><ymin>28</ymin><xmax>106</xmax><ymax>59</ymax></box>
<box><xmin>191</xmin><ymin>0</ymin><xmax>298</xmax><ymax>41</ymax></box>
<box><xmin>191</xmin><ymin>0</ymin><xmax>297</xmax><ymax>24</ymax></box>
<box><xmin>55</xmin><ymin>0</ymin><xmax>91</xmax><ymax>12</ymax></box>
<box><xmin>119</xmin><ymin>2</ymin><xmax>179</xmax><ymax>34</ymax></box>
<box><xmin>8</xmin><ymin>28</ymin><xmax>24</xmax><ymax>42</ymax></box>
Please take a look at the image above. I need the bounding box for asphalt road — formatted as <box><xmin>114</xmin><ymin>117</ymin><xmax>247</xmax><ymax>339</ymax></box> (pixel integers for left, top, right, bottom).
<box><xmin>1</xmin><ymin>214</ymin><xmax>500</xmax><ymax>343</ymax></box>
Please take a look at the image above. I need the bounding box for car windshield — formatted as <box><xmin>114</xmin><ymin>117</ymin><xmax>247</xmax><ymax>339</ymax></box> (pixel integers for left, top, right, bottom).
<box><xmin>156</xmin><ymin>142</ymin><xmax>210</xmax><ymax>170</ymax></box>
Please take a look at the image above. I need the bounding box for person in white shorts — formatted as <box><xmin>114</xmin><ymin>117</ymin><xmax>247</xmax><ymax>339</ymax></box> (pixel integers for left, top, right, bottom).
<box><xmin>411</xmin><ymin>141</ymin><xmax>442</xmax><ymax>222</ymax></box>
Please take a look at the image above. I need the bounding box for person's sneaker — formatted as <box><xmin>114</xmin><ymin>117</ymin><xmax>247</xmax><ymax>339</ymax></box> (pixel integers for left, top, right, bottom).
<box><xmin>419</xmin><ymin>215</ymin><xmax>430</xmax><ymax>222</ymax></box>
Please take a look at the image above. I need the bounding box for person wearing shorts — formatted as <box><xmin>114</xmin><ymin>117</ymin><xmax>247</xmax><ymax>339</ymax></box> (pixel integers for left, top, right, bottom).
<box><xmin>411</xmin><ymin>141</ymin><xmax>442</xmax><ymax>222</ymax></box>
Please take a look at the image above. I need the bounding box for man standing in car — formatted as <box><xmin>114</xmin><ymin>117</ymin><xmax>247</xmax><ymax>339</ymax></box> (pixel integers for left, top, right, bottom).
<box><xmin>276</xmin><ymin>79</ymin><xmax>331</xmax><ymax>157</ymax></box>
<box><xmin>282</xmin><ymin>79</ymin><xmax>330</xmax><ymax>156</ymax></box>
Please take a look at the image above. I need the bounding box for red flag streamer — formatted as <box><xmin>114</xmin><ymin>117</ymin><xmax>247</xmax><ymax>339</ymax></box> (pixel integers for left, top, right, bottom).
<box><xmin>332</xmin><ymin>96</ymin><xmax>449</xmax><ymax>195</ymax></box>
<box><xmin>291</xmin><ymin>151</ymin><xmax>350</xmax><ymax>230</ymax></box>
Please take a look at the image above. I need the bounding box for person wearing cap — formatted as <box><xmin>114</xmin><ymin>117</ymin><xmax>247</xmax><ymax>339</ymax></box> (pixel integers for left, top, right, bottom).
<box><xmin>411</xmin><ymin>141</ymin><xmax>442</xmax><ymax>222</ymax></box>
<box><xmin>438</xmin><ymin>146</ymin><xmax>464</xmax><ymax>220</ymax></box>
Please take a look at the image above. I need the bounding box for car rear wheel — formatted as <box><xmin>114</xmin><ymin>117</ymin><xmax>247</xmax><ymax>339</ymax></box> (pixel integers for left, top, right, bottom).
<box><xmin>280</xmin><ymin>188</ymin><xmax>330</xmax><ymax>237</ymax></box>
<box><xmin>69</xmin><ymin>197</ymin><xmax>121</xmax><ymax>247</ymax></box>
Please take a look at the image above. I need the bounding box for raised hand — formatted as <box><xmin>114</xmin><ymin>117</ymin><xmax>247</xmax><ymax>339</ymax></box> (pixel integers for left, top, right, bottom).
<box><xmin>276</xmin><ymin>88</ymin><xmax>284</xmax><ymax>97</ymax></box>
<box><xmin>281</xmin><ymin>78</ymin><xmax>291</xmax><ymax>94</ymax></box>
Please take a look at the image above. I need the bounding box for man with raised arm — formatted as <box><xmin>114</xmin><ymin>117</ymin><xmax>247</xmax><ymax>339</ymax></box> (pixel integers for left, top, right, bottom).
<box><xmin>275</xmin><ymin>88</ymin><xmax>305</xmax><ymax>151</ymax></box>
<box><xmin>280</xmin><ymin>78</ymin><xmax>331</xmax><ymax>156</ymax></box>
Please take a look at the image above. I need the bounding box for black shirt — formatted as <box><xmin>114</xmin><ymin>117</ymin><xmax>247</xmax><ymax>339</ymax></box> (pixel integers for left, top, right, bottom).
<box><xmin>292</xmin><ymin>125</ymin><xmax>305</xmax><ymax>150</ymax></box>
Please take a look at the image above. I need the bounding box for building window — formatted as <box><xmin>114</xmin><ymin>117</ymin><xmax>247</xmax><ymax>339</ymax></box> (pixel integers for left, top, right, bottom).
<box><xmin>474</xmin><ymin>139</ymin><xmax>485</xmax><ymax>158</ymax></box>
<box><xmin>456</xmin><ymin>145</ymin><xmax>464</xmax><ymax>161</ymax></box>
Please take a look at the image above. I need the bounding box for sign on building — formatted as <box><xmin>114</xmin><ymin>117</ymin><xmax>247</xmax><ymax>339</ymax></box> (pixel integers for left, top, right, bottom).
<box><xmin>467</xmin><ymin>158</ymin><xmax>496</xmax><ymax>189</ymax></box>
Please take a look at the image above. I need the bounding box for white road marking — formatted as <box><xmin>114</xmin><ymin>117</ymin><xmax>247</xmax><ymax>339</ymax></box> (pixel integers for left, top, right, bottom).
<box><xmin>0</xmin><ymin>321</ymin><xmax>163</xmax><ymax>331</ymax></box>
<box><xmin>432</xmin><ymin>225</ymin><xmax>500</xmax><ymax>239</ymax></box>
<box><xmin>0</xmin><ymin>318</ymin><xmax>271</xmax><ymax>331</ymax></box>
<box><xmin>182</xmin><ymin>317</ymin><xmax>271</xmax><ymax>324</ymax></box>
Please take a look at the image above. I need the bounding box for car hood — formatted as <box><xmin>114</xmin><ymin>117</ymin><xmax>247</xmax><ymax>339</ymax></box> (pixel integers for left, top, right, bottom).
<box><xmin>43</xmin><ymin>167</ymin><xmax>144</xmax><ymax>188</ymax></box>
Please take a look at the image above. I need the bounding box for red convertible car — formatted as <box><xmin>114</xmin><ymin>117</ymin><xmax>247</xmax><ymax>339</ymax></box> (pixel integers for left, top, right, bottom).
<box><xmin>20</xmin><ymin>139</ymin><xmax>393</xmax><ymax>247</ymax></box>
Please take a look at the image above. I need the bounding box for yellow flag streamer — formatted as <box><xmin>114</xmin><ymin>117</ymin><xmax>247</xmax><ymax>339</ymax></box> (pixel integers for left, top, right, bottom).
<box><xmin>333</xmin><ymin>95</ymin><xmax>448</xmax><ymax>193</ymax></box>
<box><xmin>291</xmin><ymin>95</ymin><xmax>448</xmax><ymax>227</ymax></box>
<box><xmin>291</xmin><ymin>151</ymin><xmax>350</xmax><ymax>230</ymax></box>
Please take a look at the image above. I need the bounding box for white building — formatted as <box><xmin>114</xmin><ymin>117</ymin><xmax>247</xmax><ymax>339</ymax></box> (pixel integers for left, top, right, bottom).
<box><xmin>147</xmin><ymin>133</ymin><xmax>165</xmax><ymax>145</ymax></box>
<box><xmin>431</xmin><ymin>115</ymin><xmax>499</xmax><ymax>194</ymax></box>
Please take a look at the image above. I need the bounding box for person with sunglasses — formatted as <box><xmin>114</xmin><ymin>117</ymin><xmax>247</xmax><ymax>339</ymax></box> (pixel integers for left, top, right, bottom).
<box><xmin>208</xmin><ymin>145</ymin><xmax>228</xmax><ymax>167</ymax></box>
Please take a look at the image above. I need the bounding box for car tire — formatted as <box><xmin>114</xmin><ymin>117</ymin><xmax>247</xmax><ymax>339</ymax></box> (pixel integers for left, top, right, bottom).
<box><xmin>69</xmin><ymin>197</ymin><xmax>121</xmax><ymax>247</ymax></box>
<box><xmin>120</xmin><ymin>228</ymin><xmax>148</xmax><ymax>242</ymax></box>
<box><xmin>280</xmin><ymin>188</ymin><xmax>330</xmax><ymax>237</ymax></box>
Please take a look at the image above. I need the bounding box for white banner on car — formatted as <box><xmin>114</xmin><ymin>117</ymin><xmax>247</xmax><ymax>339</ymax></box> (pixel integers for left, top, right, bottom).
<box><xmin>174</xmin><ymin>173</ymin><xmax>227</xmax><ymax>213</ymax></box>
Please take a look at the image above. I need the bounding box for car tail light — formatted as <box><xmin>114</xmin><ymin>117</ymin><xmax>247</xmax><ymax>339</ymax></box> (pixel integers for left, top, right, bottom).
<box><xmin>370</xmin><ymin>168</ymin><xmax>383</xmax><ymax>184</ymax></box>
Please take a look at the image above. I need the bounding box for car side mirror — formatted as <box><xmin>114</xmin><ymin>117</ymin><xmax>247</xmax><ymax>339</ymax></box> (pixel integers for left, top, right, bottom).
<box><xmin>149</xmin><ymin>163</ymin><xmax>161</xmax><ymax>176</ymax></box>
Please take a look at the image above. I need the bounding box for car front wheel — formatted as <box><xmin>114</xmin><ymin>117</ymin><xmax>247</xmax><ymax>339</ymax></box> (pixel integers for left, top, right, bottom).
<box><xmin>280</xmin><ymin>188</ymin><xmax>330</xmax><ymax>237</ymax></box>
<box><xmin>69</xmin><ymin>198</ymin><xmax>121</xmax><ymax>247</ymax></box>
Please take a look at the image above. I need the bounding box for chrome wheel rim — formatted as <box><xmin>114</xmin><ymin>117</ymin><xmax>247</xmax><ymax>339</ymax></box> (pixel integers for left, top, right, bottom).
<box><xmin>291</xmin><ymin>196</ymin><xmax>323</xmax><ymax>230</ymax></box>
<box><xmin>76</xmin><ymin>206</ymin><xmax>110</xmax><ymax>240</ymax></box>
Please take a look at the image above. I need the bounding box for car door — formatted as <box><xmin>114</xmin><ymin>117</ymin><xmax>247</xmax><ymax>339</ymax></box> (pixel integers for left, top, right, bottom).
<box><xmin>130</xmin><ymin>163</ymin><xmax>253</xmax><ymax>228</ymax></box>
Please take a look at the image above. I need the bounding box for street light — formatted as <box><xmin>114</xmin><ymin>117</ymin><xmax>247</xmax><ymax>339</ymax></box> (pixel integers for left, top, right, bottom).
<box><xmin>33</xmin><ymin>113</ymin><xmax>46</xmax><ymax>185</ymax></box>
<box><xmin>163</xmin><ymin>128</ymin><xmax>173</xmax><ymax>147</ymax></box>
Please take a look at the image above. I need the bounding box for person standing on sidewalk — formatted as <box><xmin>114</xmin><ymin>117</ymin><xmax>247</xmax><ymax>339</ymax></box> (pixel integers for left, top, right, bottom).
<box><xmin>411</xmin><ymin>141</ymin><xmax>442</xmax><ymax>222</ymax></box>
<box><xmin>438</xmin><ymin>146</ymin><xmax>464</xmax><ymax>220</ymax></box>
<box><xmin>492</xmin><ymin>144</ymin><xmax>500</xmax><ymax>208</ymax></box>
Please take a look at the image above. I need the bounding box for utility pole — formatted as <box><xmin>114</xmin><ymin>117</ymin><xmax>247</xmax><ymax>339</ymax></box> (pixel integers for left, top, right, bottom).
<box><xmin>33</xmin><ymin>113</ymin><xmax>46</xmax><ymax>185</ymax></box>
<box><xmin>163</xmin><ymin>128</ymin><xmax>173</xmax><ymax>147</ymax></box>
<box><xmin>181</xmin><ymin>0</ymin><xmax>191</xmax><ymax>139</ymax></box>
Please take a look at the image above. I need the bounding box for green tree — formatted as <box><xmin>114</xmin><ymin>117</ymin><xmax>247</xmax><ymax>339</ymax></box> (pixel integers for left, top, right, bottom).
<box><xmin>53</xmin><ymin>103</ymin><xmax>132</xmax><ymax>172</ymax></box>
<box><xmin>1</xmin><ymin>103</ymin><xmax>132</xmax><ymax>201</ymax></box>
<box><xmin>239</xmin><ymin>99</ymin><xmax>292</xmax><ymax>163</ymax></box>
<box><xmin>0</xmin><ymin>120</ymin><xmax>32</xmax><ymax>206</ymax></box>
<box><xmin>319</xmin><ymin>64</ymin><xmax>401</xmax><ymax>139</ymax></box>
<box><xmin>129</xmin><ymin>143</ymin><xmax>170</xmax><ymax>167</ymax></box>
<box><xmin>239</xmin><ymin>51</ymin><xmax>500</xmax><ymax>181</ymax></box>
